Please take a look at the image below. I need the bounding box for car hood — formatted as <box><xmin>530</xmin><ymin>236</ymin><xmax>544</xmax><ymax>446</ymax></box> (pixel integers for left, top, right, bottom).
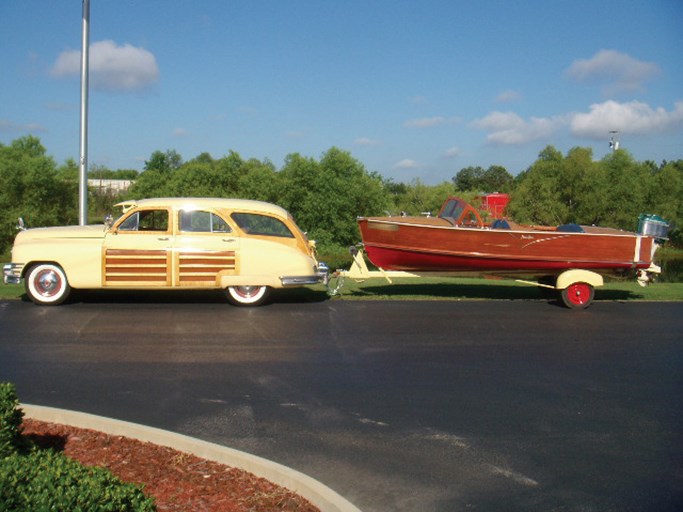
<box><xmin>16</xmin><ymin>224</ymin><xmax>107</xmax><ymax>242</ymax></box>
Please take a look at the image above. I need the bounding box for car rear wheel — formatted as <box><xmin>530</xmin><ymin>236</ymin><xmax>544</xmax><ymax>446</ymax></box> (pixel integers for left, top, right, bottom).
<box><xmin>225</xmin><ymin>285</ymin><xmax>271</xmax><ymax>306</ymax></box>
<box><xmin>25</xmin><ymin>263</ymin><xmax>71</xmax><ymax>305</ymax></box>
<box><xmin>560</xmin><ymin>282</ymin><xmax>594</xmax><ymax>309</ymax></box>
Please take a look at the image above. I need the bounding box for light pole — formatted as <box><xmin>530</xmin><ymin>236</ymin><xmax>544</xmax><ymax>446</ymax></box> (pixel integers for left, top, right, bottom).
<box><xmin>78</xmin><ymin>0</ymin><xmax>90</xmax><ymax>225</ymax></box>
<box><xmin>609</xmin><ymin>130</ymin><xmax>620</xmax><ymax>152</ymax></box>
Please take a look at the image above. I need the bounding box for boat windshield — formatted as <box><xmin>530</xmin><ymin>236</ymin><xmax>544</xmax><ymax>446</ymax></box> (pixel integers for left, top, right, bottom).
<box><xmin>439</xmin><ymin>199</ymin><xmax>464</xmax><ymax>220</ymax></box>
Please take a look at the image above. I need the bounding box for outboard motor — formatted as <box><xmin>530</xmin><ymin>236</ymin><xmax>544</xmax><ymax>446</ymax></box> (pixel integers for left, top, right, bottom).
<box><xmin>638</xmin><ymin>213</ymin><xmax>669</xmax><ymax>243</ymax></box>
<box><xmin>636</xmin><ymin>213</ymin><xmax>669</xmax><ymax>287</ymax></box>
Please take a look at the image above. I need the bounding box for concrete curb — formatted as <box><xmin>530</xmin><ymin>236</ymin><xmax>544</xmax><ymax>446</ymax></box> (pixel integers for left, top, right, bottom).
<box><xmin>21</xmin><ymin>404</ymin><xmax>362</xmax><ymax>512</ymax></box>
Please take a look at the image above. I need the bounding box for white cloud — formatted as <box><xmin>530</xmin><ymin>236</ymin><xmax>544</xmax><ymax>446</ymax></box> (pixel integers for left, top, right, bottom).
<box><xmin>570</xmin><ymin>100</ymin><xmax>683</xmax><ymax>139</ymax></box>
<box><xmin>0</xmin><ymin>119</ymin><xmax>46</xmax><ymax>133</ymax></box>
<box><xmin>173</xmin><ymin>128</ymin><xmax>188</xmax><ymax>138</ymax></box>
<box><xmin>564</xmin><ymin>49</ymin><xmax>660</xmax><ymax>94</ymax></box>
<box><xmin>472</xmin><ymin>111</ymin><xmax>566</xmax><ymax>145</ymax></box>
<box><xmin>354</xmin><ymin>137</ymin><xmax>380</xmax><ymax>146</ymax></box>
<box><xmin>442</xmin><ymin>146</ymin><xmax>461</xmax><ymax>159</ymax></box>
<box><xmin>51</xmin><ymin>40</ymin><xmax>159</xmax><ymax>92</ymax></box>
<box><xmin>471</xmin><ymin>100</ymin><xmax>683</xmax><ymax>145</ymax></box>
<box><xmin>394</xmin><ymin>158</ymin><xmax>421</xmax><ymax>169</ymax></box>
<box><xmin>403</xmin><ymin>116</ymin><xmax>459</xmax><ymax>128</ymax></box>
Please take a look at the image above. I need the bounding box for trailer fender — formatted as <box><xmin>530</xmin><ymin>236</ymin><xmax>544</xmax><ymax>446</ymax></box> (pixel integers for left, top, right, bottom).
<box><xmin>555</xmin><ymin>269</ymin><xmax>604</xmax><ymax>290</ymax></box>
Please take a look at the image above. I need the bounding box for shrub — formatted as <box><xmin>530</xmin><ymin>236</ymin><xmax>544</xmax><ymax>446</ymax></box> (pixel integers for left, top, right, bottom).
<box><xmin>0</xmin><ymin>382</ymin><xmax>24</xmax><ymax>457</ymax></box>
<box><xmin>0</xmin><ymin>381</ymin><xmax>156</xmax><ymax>511</ymax></box>
<box><xmin>0</xmin><ymin>449</ymin><xmax>156</xmax><ymax>511</ymax></box>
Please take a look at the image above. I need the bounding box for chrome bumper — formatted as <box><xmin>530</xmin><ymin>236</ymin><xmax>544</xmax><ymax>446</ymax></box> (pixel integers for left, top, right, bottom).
<box><xmin>3</xmin><ymin>263</ymin><xmax>24</xmax><ymax>285</ymax></box>
<box><xmin>280</xmin><ymin>262</ymin><xmax>329</xmax><ymax>287</ymax></box>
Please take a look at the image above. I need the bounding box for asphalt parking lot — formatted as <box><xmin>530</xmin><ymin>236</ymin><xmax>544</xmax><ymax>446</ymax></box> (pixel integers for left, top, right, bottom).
<box><xmin>1</xmin><ymin>298</ymin><xmax>682</xmax><ymax>511</ymax></box>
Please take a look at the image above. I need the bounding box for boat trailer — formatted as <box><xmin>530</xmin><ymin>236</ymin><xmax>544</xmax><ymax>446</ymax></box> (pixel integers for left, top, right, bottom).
<box><xmin>327</xmin><ymin>246</ymin><xmax>661</xmax><ymax>310</ymax></box>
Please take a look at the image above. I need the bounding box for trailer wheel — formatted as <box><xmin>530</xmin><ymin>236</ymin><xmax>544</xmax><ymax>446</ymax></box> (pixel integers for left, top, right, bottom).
<box><xmin>560</xmin><ymin>282</ymin><xmax>594</xmax><ymax>309</ymax></box>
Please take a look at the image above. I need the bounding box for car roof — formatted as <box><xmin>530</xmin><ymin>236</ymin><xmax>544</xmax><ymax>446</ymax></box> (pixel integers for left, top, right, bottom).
<box><xmin>115</xmin><ymin>198</ymin><xmax>290</xmax><ymax>218</ymax></box>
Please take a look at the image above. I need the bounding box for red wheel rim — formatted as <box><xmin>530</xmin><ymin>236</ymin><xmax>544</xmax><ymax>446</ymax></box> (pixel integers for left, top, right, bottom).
<box><xmin>566</xmin><ymin>282</ymin><xmax>591</xmax><ymax>306</ymax></box>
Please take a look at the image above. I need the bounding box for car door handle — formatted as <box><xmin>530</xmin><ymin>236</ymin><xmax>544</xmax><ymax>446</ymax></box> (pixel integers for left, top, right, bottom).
<box><xmin>157</xmin><ymin>237</ymin><xmax>170</xmax><ymax>241</ymax></box>
<box><xmin>222</xmin><ymin>238</ymin><xmax>236</xmax><ymax>243</ymax></box>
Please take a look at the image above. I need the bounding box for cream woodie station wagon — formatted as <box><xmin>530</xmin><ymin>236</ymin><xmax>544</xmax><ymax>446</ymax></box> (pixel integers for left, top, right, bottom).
<box><xmin>3</xmin><ymin>198</ymin><xmax>329</xmax><ymax>306</ymax></box>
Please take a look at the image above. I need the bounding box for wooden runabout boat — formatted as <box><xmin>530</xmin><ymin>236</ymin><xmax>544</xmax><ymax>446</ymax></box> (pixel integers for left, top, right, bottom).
<box><xmin>352</xmin><ymin>196</ymin><xmax>668</xmax><ymax>308</ymax></box>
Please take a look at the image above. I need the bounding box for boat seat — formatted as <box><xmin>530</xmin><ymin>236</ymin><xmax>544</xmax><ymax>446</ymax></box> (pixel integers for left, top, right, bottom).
<box><xmin>556</xmin><ymin>223</ymin><xmax>584</xmax><ymax>233</ymax></box>
<box><xmin>490</xmin><ymin>219</ymin><xmax>511</xmax><ymax>230</ymax></box>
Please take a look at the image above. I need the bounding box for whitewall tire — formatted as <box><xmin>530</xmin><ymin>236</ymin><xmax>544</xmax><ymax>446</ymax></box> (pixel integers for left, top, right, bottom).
<box><xmin>225</xmin><ymin>285</ymin><xmax>271</xmax><ymax>306</ymax></box>
<box><xmin>25</xmin><ymin>263</ymin><xmax>71</xmax><ymax>305</ymax></box>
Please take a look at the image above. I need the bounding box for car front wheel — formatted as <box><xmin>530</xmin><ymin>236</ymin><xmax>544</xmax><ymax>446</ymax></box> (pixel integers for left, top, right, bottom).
<box><xmin>25</xmin><ymin>263</ymin><xmax>71</xmax><ymax>305</ymax></box>
<box><xmin>225</xmin><ymin>285</ymin><xmax>271</xmax><ymax>306</ymax></box>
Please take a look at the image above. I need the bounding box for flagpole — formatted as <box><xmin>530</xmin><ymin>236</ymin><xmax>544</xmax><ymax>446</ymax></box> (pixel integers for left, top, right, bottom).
<box><xmin>79</xmin><ymin>0</ymin><xmax>90</xmax><ymax>225</ymax></box>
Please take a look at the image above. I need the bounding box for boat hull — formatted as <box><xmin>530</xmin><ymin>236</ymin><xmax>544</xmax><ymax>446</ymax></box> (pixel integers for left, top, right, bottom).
<box><xmin>358</xmin><ymin>217</ymin><xmax>655</xmax><ymax>276</ymax></box>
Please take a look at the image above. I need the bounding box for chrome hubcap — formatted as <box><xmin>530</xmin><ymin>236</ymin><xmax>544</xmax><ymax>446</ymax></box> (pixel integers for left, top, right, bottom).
<box><xmin>234</xmin><ymin>286</ymin><xmax>260</xmax><ymax>298</ymax></box>
<box><xmin>36</xmin><ymin>270</ymin><xmax>60</xmax><ymax>296</ymax></box>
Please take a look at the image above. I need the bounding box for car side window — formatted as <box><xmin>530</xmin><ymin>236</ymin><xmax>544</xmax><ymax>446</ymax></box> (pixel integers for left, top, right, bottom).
<box><xmin>118</xmin><ymin>209</ymin><xmax>169</xmax><ymax>232</ymax></box>
<box><xmin>179</xmin><ymin>210</ymin><xmax>231</xmax><ymax>233</ymax></box>
<box><xmin>231</xmin><ymin>213</ymin><xmax>294</xmax><ymax>238</ymax></box>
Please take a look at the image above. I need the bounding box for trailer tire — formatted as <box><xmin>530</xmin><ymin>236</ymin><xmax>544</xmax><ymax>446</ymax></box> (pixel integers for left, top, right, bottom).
<box><xmin>560</xmin><ymin>282</ymin><xmax>594</xmax><ymax>309</ymax></box>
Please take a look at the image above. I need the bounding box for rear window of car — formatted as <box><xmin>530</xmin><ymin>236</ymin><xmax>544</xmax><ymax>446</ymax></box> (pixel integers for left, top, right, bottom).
<box><xmin>231</xmin><ymin>213</ymin><xmax>294</xmax><ymax>238</ymax></box>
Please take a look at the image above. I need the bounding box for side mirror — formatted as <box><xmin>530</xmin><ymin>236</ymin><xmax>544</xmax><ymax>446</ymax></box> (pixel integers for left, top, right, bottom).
<box><xmin>16</xmin><ymin>217</ymin><xmax>26</xmax><ymax>231</ymax></box>
<box><xmin>104</xmin><ymin>214</ymin><xmax>114</xmax><ymax>230</ymax></box>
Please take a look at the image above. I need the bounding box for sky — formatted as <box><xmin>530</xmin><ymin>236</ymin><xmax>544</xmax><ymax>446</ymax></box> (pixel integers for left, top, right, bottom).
<box><xmin>1</xmin><ymin>0</ymin><xmax>682</xmax><ymax>184</ymax></box>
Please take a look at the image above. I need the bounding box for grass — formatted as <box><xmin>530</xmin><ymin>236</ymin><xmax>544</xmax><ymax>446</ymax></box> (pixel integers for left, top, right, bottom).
<box><xmin>2</xmin><ymin>276</ymin><xmax>682</xmax><ymax>304</ymax></box>
<box><xmin>325</xmin><ymin>275</ymin><xmax>683</xmax><ymax>303</ymax></box>
<box><xmin>0</xmin><ymin>283</ymin><xmax>23</xmax><ymax>300</ymax></box>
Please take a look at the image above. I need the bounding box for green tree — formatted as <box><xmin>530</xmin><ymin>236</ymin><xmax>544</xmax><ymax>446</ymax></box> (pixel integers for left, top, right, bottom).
<box><xmin>453</xmin><ymin>165</ymin><xmax>512</xmax><ymax>192</ymax></box>
<box><xmin>453</xmin><ymin>166</ymin><xmax>484</xmax><ymax>191</ymax></box>
<box><xmin>144</xmin><ymin>149</ymin><xmax>182</xmax><ymax>173</ymax></box>
<box><xmin>507</xmin><ymin>146</ymin><xmax>569</xmax><ymax>225</ymax></box>
<box><xmin>507</xmin><ymin>145</ymin><xmax>673</xmax><ymax>233</ymax></box>
<box><xmin>128</xmin><ymin>149</ymin><xmax>184</xmax><ymax>198</ymax></box>
<box><xmin>599</xmin><ymin>149</ymin><xmax>651</xmax><ymax>230</ymax></box>
<box><xmin>557</xmin><ymin>147</ymin><xmax>602</xmax><ymax>224</ymax></box>
<box><xmin>480</xmin><ymin>165</ymin><xmax>513</xmax><ymax>192</ymax></box>
<box><xmin>278</xmin><ymin>148</ymin><xmax>388</xmax><ymax>248</ymax></box>
<box><xmin>189</xmin><ymin>152</ymin><xmax>214</xmax><ymax>165</ymax></box>
<box><xmin>0</xmin><ymin>136</ymin><xmax>78</xmax><ymax>255</ymax></box>
<box><xmin>646</xmin><ymin>160</ymin><xmax>682</xmax><ymax>244</ymax></box>
<box><xmin>237</xmin><ymin>159</ymin><xmax>279</xmax><ymax>202</ymax></box>
<box><xmin>389</xmin><ymin>179</ymin><xmax>457</xmax><ymax>216</ymax></box>
<box><xmin>167</xmin><ymin>161</ymin><xmax>226</xmax><ymax>197</ymax></box>
<box><xmin>214</xmin><ymin>151</ymin><xmax>248</xmax><ymax>196</ymax></box>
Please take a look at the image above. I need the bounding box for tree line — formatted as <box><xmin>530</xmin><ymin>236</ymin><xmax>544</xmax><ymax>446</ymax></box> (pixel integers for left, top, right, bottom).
<box><xmin>1</xmin><ymin>135</ymin><xmax>681</xmax><ymax>257</ymax></box>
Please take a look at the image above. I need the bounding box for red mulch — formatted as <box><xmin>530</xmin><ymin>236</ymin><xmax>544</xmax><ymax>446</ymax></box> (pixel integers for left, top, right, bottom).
<box><xmin>21</xmin><ymin>419</ymin><xmax>320</xmax><ymax>512</ymax></box>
